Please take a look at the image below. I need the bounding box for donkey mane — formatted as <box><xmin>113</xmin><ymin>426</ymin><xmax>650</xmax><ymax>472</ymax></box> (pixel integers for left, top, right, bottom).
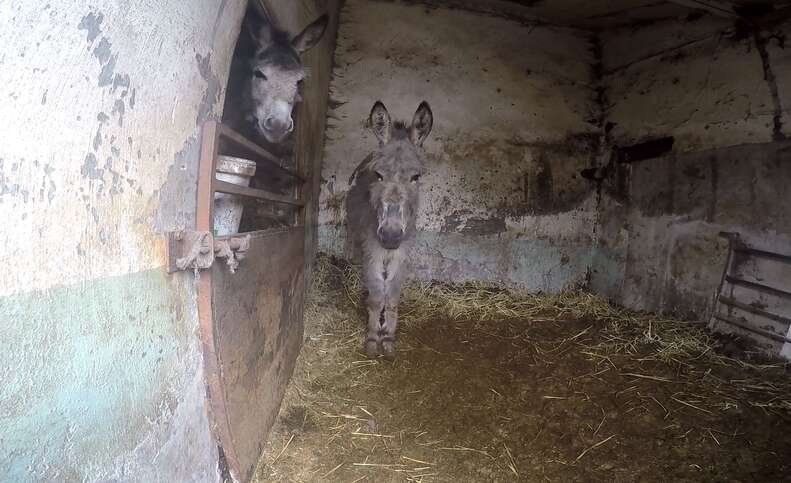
<box><xmin>390</xmin><ymin>121</ymin><xmax>410</xmax><ymax>140</ymax></box>
<box><xmin>266</xmin><ymin>28</ymin><xmax>292</xmax><ymax>46</ymax></box>
<box><xmin>256</xmin><ymin>47</ymin><xmax>302</xmax><ymax>70</ymax></box>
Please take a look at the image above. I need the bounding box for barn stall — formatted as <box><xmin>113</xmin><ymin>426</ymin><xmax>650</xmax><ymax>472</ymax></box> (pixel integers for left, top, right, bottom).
<box><xmin>1</xmin><ymin>0</ymin><xmax>790</xmax><ymax>482</ymax></box>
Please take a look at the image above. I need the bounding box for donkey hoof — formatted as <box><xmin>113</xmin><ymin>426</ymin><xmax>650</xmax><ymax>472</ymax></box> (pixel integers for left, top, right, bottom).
<box><xmin>382</xmin><ymin>341</ymin><xmax>396</xmax><ymax>360</ymax></box>
<box><xmin>364</xmin><ymin>340</ymin><xmax>380</xmax><ymax>358</ymax></box>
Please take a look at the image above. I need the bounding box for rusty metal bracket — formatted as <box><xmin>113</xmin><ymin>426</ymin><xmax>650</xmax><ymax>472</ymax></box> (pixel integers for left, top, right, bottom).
<box><xmin>166</xmin><ymin>231</ymin><xmax>252</xmax><ymax>274</ymax></box>
<box><xmin>214</xmin><ymin>234</ymin><xmax>251</xmax><ymax>273</ymax></box>
<box><xmin>166</xmin><ymin>231</ymin><xmax>215</xmax><ymax>273</ymax></box>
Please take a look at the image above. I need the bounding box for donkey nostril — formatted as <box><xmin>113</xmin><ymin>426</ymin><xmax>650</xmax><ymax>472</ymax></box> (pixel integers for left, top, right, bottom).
<box><xmin>263</xmin><ymin>117</ymin><xmax>276</xmax><ymax>130</ymax></box>
<box><xmin>287</xmin><ymin>117</ymin><xmax>294</xmax><ymax>132</ymax></box>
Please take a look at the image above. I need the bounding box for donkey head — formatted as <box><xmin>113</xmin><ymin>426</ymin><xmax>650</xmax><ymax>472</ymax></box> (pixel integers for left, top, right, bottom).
<box><xmin>247</xmin><ymin>14</ymin><xmax>328</xmax><ymax>143</ymax></box>
<box><xmin>359</xmin><ymin>101</ymin><xmax>433</xmax><ymax>250</ymax></box>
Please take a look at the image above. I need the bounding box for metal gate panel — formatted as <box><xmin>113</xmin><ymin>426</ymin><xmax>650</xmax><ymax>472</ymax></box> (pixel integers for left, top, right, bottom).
<box><xmin>211</xmin><ymin>228</ymin><xmax>304</xmax><ymax>480</ymax></box>
<box><xmin>192</xmin><ymin>121</ymin><xmax>306</xmax><ymax>481</ymax></box>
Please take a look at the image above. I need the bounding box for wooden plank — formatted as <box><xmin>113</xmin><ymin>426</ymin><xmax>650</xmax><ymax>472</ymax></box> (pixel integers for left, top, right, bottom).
<box><xmin>666</xmin><ymin>0</ymin><xmax>737</xmax><ymax>17</ymax></box>
<box><xmin>218</xmin><ymin>124</ymin><xmax>306</xmax><ymax>183</ymax></box>
<box><xmin>213</xmin><ymin>179</ymin><xmax>305</xmax><ymax>206</ymax></box>
<box><xmin>733</xmin><ymin>247</ymin><xmax>791</xmax><ymax>265</ymax></box>
<box><xmin>713</xmin><ymin>314</ymin><xmax>791</xmax><ymax>344</ymax></box>
<box><xmin>719</xmin><ymin>296</ymin><xmax>791</xmax><ymax>326</ymax></box>
<box><xmin>725</xmin><ymin>276</ymin><xmax>791</xmax><ymax>300</ymax></box>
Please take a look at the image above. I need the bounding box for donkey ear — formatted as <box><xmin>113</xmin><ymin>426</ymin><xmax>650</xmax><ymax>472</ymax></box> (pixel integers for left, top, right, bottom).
<box><xmin>250</xmin><ymin>18</ymin><xmax>275</xmax><ymax>46</ymax></box>
<box><xmin>409</xmin><ymin>101</ymin><xmax>433</xmax><ymax>147</ymax></box>
<box><xmin>369</xmin><ymin>101</ymin><xmax>391</xmax><ymax>145</ymax></box>
<box><xmin>291</xmin><ymin>14</ymin><xmax>328</xmax><ymax>54</ymax></box>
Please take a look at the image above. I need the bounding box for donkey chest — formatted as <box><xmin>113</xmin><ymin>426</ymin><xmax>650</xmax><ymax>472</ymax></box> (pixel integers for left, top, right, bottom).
<box><xmin>374</xmin><ymin>250</ymin><xmax>403</xmax><ymax>283</ymax></box>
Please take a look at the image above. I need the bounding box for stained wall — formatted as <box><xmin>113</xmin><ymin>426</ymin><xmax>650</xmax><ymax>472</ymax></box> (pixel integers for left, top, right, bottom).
<box><xmin>319</xmin><ymin>0</ymin><xmax>600</xmax><ymax>290</ymax></box>
<box><xmin>0</xmin><ymin>1</ymin><xmax>245</xmax><ymax>479</ymax></box>
<box><xmin>592</xmin><ymin>13</ymin><xmax>791</xmax><ymax>324</ymax></box>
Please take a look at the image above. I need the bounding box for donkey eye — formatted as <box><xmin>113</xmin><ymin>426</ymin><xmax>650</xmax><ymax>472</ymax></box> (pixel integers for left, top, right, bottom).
<box><xmin>375</xmin><ymin>171</ymin><xmax>384</xmax><ymax>181</ymax></box>
<box><xmin>254</xmin><ymin>70</ymin><xmax>267</xmax><ymax>80</ymax></box>
<box><xmin>410</xmin><ymin>174</ymin><xmax>421</xmax><ymax>183</ymax></box>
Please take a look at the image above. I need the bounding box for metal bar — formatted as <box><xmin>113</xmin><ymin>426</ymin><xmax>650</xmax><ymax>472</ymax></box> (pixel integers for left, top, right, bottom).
<box><xmin>725</xmin><ymin>276</ymin><xmax>791</xmax><ymax>300</ymax></box>
<box><xmin>213</xmin><ymin>179</ymin><xmax>305</xmax><ymax>207</ymax></box>
<box><xmin>733</xmin><ymin>247</ymin><xmax>791</xmax><ymax>265</ymax></box>
<box><xmin>214</xmin><ymin>225</ymin><xmax>304</xmax><ymax>241</ymax></box>
<box><xmin>197</xmin><ymin>121</ymin><xmax>220</xmax><ymax>232</ymax></box>
<box><xmin>719</xmin><ymin>296</ymin><xmax>791</xmax><ymax>326</ymax></box>
<box><xmin>713</xmin><ymin>314</ymin><xmax>791</xmax><ymax>344</ymax></box>
<box><xmin>218</xmin><ymin>124</ymin><xmax>305</xmax><ymax>183</ymax></box>
<box><xmin>195</xmin><ymin>120</ymin><xmax>242</xmax><ymax>480</ymax></box>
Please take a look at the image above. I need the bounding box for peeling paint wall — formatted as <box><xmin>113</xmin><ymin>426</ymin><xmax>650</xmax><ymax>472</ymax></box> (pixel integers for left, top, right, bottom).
<box><xmin>0</xmin><ymin>1</ymin><xmax>247</xmax><ymax>480</ymax></box>
<box><xmin>319</xmin><ymin>0</ymin><xmax>599</xmax><ymax>290</ymax></box>
<box><xmin>592</xmin><ymin>14</ymin><xmax>791</xmax><ymax>320</ymax></box>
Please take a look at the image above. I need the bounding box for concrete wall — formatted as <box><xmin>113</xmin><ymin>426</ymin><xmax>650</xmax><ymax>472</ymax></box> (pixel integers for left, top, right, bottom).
<box><xmin>320</xmin><ymin>1</ymin><xmax>790</xmax><ymax>320</ymax></box>
<box><xmin>592</xmin><ymin>14</ymin><xmax>791</xmax><ymax>320</ymax></box>
<box><xmin>319</xmin><ymin>0</ymin><xmax>599</xmax><ymax>290</ymax></box>
<box><xmin>0</xmin><ymin>1</ymin><xmax>247</xmax><ymax>480</ymax></box>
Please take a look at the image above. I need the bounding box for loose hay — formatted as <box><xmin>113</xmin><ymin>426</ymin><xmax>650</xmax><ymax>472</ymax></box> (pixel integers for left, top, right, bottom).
<box><xmin>309</xmin><ymin>254</ymin><xmax>791</xmax><ymax>411</ymax></box>
<box><xmin>254</xmin><ymin>254</ymin><xmax>791</xmax><ymax>482</ymax></box>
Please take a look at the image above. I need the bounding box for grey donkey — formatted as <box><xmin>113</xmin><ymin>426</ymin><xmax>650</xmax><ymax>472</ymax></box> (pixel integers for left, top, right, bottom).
<box><xmin>346</xmin><ymin>101</ymin><xmax>434</xmax><ymax>358</ymax></box>
<box><xmin>224</xmin><ymin>6</ymin><xmax>328</xmax><ymax>147</ymax></box>
<box><xmin>222</xmin><ymin>7</ymin><xmax>328</xmax><ymax>230</ymax></box>
<box><xmin>245</xmin><ymin>12</ymin><xmax>327</xmax><ymax>143</ymax></box>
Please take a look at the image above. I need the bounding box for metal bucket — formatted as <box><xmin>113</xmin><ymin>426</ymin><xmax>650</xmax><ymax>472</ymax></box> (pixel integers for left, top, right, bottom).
<box><xmin>214</xmin><ymin>155</ymin><xmax>257</xmax><ymax>236</ymax></box>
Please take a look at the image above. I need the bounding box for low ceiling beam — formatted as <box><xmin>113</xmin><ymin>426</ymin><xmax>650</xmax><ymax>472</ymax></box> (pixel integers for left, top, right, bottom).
<box><xmin>667</xmin><ymin>0</ymin><xmax>739</xmax><ymax>17</ymax></box>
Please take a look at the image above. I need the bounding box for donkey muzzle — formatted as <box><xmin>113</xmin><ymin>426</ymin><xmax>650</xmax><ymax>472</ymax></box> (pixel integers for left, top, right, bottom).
<box><xmin>377</xmin><ymin>226</ymin><xmax>404</xmax><ymax>250</ymax></box>
<box><xmin>257</xmin><ymin>99</ymin><xmax>295</xmax><ymax>142</ymax></box>
<box><xmin>259</xmin><ymin>116</ymin><xmax>293</xmax><ymax>142</ymax></box>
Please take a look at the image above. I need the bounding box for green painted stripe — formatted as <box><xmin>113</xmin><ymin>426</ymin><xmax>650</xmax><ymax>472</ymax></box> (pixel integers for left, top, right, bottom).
<box><xmin>0</xmin><ymin>269</ymin><xmax>208</xmax><ymax>481</ymax></box>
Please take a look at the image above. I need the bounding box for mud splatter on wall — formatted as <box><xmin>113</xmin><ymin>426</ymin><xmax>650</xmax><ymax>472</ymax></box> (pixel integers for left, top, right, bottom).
<box><xmin>592</xmin><ymin>13</ymin><xmax>791</xmax><ymax>321</ymax></box>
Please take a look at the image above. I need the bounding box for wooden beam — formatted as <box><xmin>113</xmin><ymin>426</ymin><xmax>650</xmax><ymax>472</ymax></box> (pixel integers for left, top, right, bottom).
<box><xmin>713</xmin><ymin>314</ymin><xmax>791</xmax><ymax>343</ymax></box>
<box><xmin>725</xmin><ymin>276</ymin><xmax>791</xmax><ymax>300</ymax></box>
<box><xmin>391</xmin><ymin>0</ymin><xmax>546</xmax><ymax>25</ymax></box>
<box><xmin>734</xmin><ymin>246</ymin><xmax>791</xmax><ymax>265</ymax></box>
<box><xmin>719</xmin><ymin>296</ymin><xmax>791</xmax><ymax>326</ymax></box>
<box><xmin>666</xmin><ymin>0</ymin><xmax>738</xmax><ymax>18</ymax></box>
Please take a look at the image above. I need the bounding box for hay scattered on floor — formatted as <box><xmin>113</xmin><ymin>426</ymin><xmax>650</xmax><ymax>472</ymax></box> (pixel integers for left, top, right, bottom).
<box><xmin>255</xmin><ymin>254</ymin><xmax>791</xmax><ymax>482</ymax></box>
<box><xmin>311</xmin><ymin>254</ymin><xmax>791</xmax><ymax>412</ymax></box>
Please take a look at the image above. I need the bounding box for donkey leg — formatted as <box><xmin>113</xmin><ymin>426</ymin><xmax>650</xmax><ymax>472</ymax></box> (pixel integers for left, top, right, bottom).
<box><xmin>364</xmin><ymin>285</ymin><xmax>385</xmax><ymax>357</ymax></box>
<box><xmin>381</xmin><ymin>284</ymin><xmax>402</xmax><ymax>359</ymax></box>
<box><xmin>381</xmin><ymin>306</ymin><xmax>399</xmax><ymax>360</ymax></box>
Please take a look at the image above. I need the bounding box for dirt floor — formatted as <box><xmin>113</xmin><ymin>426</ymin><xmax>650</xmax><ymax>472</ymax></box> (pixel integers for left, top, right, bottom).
<box><xmin>253</xmin><ymin>256</ymin><xmax>791</xmax><ymax>482</ymax></box>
